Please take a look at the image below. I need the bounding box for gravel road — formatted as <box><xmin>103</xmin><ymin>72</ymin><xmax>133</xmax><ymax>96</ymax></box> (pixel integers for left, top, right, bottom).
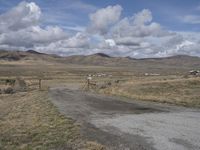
<box><xmin>49</xmin><ymin>87</ymin><xmax>200</xmax><ymax>150</ymax></box>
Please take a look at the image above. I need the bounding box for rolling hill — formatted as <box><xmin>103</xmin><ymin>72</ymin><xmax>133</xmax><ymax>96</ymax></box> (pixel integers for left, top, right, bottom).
<box><xmin>0</xmin><ymin>50</ymin><xmax>200</xmax><ymax>74</ymax></box>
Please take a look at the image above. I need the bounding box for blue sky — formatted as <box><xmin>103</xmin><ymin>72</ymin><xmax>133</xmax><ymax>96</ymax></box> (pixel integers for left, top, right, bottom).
<box><xmin>1</xmin><ymin>0</ymin><xmax>199</xmax><ymax>31</ymax></box>
<box><xmin>86</xmin><ymin>0</ymin><xmax>200</xmax><ymax>30</ymax></box>
<box><xmin>0</xmin><ymin>0</ymin><xmax>200</xmax><ymax>57</ymax></box>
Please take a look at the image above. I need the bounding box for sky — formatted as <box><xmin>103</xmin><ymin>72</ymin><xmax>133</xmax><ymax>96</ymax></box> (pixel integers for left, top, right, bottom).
<box><xmin>0</xmin><ymin>0</ymin><xmax>200</xmax><ymax>58</ymax></box>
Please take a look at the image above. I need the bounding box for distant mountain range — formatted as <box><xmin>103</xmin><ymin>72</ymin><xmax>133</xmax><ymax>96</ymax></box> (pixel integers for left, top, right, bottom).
<box><xmin>0</xmin><ymin>50</ymin><xmax>200</xmax><ymax>74</ymax></box>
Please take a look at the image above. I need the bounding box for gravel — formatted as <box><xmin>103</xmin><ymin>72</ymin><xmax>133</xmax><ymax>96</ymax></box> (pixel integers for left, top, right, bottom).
<box><xmin>50</xmin><ymin>87</ymin><xmax>200</xmax><ymax>150</ymax></box>
<box><xmin>92</xmin><ymin>110</ymin><xmax>200</xmax><ymax>150</ymax></box>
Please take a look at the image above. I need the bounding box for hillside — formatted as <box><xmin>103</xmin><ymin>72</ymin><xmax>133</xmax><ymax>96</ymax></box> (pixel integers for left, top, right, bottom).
<box><xmin>62</xmin><ymin>53</ymin><xmax>134</xmax><ymax>66</ymax></box>
<box><xmin>62</xmin><ymin>53</ymin><xmax>200</xmax><ymax>74</ymax></box>
<box><xmin>0</xmin><ymin>50</ymin><xmax>60</xmax><ymax>61</ymax></box>
<box><xmin>0</xmin><ymin>50</ymin><xmax>200</xmax><ymax>74</ymax></box>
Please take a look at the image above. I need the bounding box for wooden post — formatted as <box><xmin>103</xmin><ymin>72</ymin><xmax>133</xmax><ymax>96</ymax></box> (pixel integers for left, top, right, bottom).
<box><xmin>86</xmin><ymin>76</ymin><xmax>92</xmax><ymax>91</ymax></box>
<box><xmin>39</xmin><ymin>79</ymin><xmax>42</xmax><ymax>90</ymax></box>
<box><xmin>87</xmin><ymin>79</ymin><xmax>90</xmax><ymax>90</ymax></box>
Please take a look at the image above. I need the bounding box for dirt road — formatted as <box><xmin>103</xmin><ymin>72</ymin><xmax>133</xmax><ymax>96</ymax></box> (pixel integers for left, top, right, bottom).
<box><xmin>49</xmin><ymin>87</ymin><xmax>200</xmax><ymax>150</ymax></box>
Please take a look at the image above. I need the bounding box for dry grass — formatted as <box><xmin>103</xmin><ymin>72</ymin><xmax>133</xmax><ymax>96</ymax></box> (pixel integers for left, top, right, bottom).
<box><xmin>0</xmin><ymin>91</ymin><xmax>105</xmax><ymax>150</ymax></box>
<box><xmin>98</xmin><ymin>76</ymin><xmax>200</xmax><ymax>107</ymax></box>
<box><xmin>0</xmin><ymin>58</ymin><xmax>199</xmax><ymax>149</ymax></box>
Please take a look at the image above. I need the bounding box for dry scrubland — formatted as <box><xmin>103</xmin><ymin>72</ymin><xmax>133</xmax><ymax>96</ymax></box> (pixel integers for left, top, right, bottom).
<box><xmin>97</xmin><ymin>76</ymin><xmax>200</xmax><ymax>107</ymax></box>
<box><xmin>0</xmin><ymin>55</ymin><xmax>200</xmax><ymax>149</ymax></box>
<box><xmin>0</xmin><ymin>90</ymin><xmax>105</xmax><ymax>150</ymax></box>
<box><xmin>0</xmin><ymin>61</ymin><xmax>107</xmax><ymax>149</ymax></box>
<box><xmin>0</xmin><ymin>59</ymin><xmax>199</xmax><ymax>107</ymax></box>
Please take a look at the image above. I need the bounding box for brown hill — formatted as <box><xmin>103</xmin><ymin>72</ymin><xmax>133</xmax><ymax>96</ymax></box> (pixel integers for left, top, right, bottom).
<box><xmin>0</xmin><ymin>50</ymin><xmax>200</xmax><ymax>74</ymax></box>
<box><xmin>63</xmin><ymin>53</ymin><xmax>200</xmax><ymax>70</ymax></box>
<box><xmin>0</xmin><ymin>50</ymin><xmax>59</xmax><ymax>61</ymax></box>
<box><xmin>62</xmin><ymin>53</ymin><xmax>134</xmax><ymax>66</ymax></box>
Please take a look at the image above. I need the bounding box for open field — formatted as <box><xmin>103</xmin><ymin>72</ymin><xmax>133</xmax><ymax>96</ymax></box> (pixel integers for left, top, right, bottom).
<box><xmin>1</xmin><ymin>0</ymin><xmax>200</xmax><ymax>149</ymax></box>
<box><xmin>0</xmin><ymin>56</ymin><xmax>200</xmax><ymax>107</ymax></box>
<box><xmin>0</xmin><ymin>90</ymin><xmax>105</xmax><ymax>150</ymax></box>
<box><xmin>0</xmin><ymin>51</ymin><xmax>200</xmax><ymax>149</ymax></box>
<box><xmin>97</xmin><ymin>76</ymin><xmax>200</xmax><ymax>107</ymax></box>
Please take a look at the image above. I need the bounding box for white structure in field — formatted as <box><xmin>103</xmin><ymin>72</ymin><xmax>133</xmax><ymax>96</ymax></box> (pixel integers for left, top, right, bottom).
<box><xmin>87</xmin><ymin>76</ymin><xmax>92</xmax><ymax>80</ymax></box>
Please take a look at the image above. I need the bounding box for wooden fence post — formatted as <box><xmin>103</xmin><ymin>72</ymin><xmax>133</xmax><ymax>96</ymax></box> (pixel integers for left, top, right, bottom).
<box><xmin>39</xmin><ymin>79</ymin><xmax>42</xmax><ymax>90</ymax></box>
<box><xmin>87</xmin><ymin>76</ymin><xmax>92</xmax><ymax>91</ymax></box>
<box><xmin>87</xmin><ymin>79</ymin><xmax>90</xmax><ymax>90</ymax></box>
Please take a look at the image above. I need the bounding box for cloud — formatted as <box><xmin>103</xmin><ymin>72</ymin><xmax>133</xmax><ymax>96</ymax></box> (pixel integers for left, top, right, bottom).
<box><xmin>61</xmin><ymin>25</ymin><xmax>86</xmax><ymax>32</ymax></box>
<box><xmin>34</xmin><ymin>32</ymin><xmax>90</xmax><ymax>55</ymax></box>
<box><xmin>64</xmin><ymin>32</ymin><xmax>90</xmax><ymax>48</ymax></box>
<box><xmin>0</xmin><ymin>1</ymin><xmax>41</xmax><ymax>33</ymax></box>
<box><xmin>86</xmin><ymin>8</ymin><xmax>173</xmax><ymax>58</ymax></box>
<box><xmin>133</xmin><ymin>9</ymin><xmax>152</xmax><ymax>25</ymax></box>
<box><xmin>111</xmin><ymin>9</ymin><xmax>170</xmax><ymax>39</ymax></box>
<box><xmin>0</xmin><ymin>1</ymin><xmax>66</xmax><ymax>49</ymax></box>
<box><xmin>105</xmin><ymin>39</ymin><xmax>116</xmax><ymax>47</ymax></box>
<box><xmin>88</xmin><ymin>5</ymin><xmax>122</xmax><ymax>35</ymax></box>
<box><xmin>0</xmin><ymin>26</ymin><xmax>67</xmax><ymax>48</ymax></box>
<box><xmin>115</xmin><ymin>37</ymin><xmax>141</xmax><ymax>46</ymax></box>
<box><xmin>176</xmin><ymin>40</ymin><xmax>195</xmax><ymax>50</ymax></box>
<box><xmin>154</xmin><ymin>33</ymin><xmax>200</xmax><ymax>57</ymax></box>
<box><xmin>181</xmin><ymin>15</ymin><xmax>200</xmax><ymax>24</ymax></box>
<box><xmin>164</xmin><ymin>35</ymin><xmax>183</xmax><ymax>48</ymax></box>
<box><xmin>0</xmin><ymin>2</ymin><xmax>200</xmax><ymax>58</ymax></box>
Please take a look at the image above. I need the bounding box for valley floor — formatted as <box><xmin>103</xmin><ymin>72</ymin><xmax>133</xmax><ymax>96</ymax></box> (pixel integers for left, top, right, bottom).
<box><xmin>0</xmin><ymin>58</ymin><xmax>200</xmax><ymax>149</ymax></box>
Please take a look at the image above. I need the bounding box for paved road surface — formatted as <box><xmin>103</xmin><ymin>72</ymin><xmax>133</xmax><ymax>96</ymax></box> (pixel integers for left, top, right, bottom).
<box><xmin>49</xmin><ymin>87</ymin><xmax>200</xmax><ymax>150</ymax></box>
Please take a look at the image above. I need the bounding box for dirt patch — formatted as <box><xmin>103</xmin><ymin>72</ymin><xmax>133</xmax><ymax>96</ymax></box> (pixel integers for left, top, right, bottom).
<box><xmin>49</xmin><ymin>88</ymin><xmax>162</xmax><ymax>149</ymax></box>
<box><xmin>81</xmin><ymin>122</ymin><xmax>154</xmax><ymax>150</ymax></box>
<box><xmin>85</xmin><ymin>94</ymin><xmax>163</xmax><ymax>114</ymax></box>
<box><xmin>49</xmin><ymin>87</ymin><xmax>200</xmax><ymax>150</ymax></box>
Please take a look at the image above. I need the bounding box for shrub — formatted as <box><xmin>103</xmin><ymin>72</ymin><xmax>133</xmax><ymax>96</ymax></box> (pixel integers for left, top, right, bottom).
<box><xmin>4</xmin><ymin>87</ymin><xmax>15</xmax><ymax>94</ymax></box>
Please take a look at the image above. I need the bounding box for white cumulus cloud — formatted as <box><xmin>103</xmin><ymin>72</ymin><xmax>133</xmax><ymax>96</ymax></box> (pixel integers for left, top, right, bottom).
<box><xmin>88</xmin><ymin>5</ymin><xmax>122</xmax><ymax>35</ymax></box>
<box><xmin>0</xmin><ymin>1</ymin><xmax>41</xmax><ymax>33</ymax></box>
<box><xmin>111</xmin><ymin>9</ymin><xmax>170</xmax><ymax>38</ymax></box>
<box><xmin>0</xmin><ymin>2</ymin><xmax>67</xmax><ymax>49</ymax></box>
<box><xmin>0</xmin><ymin>2</ymin><xmax>200</xmax><ymax>58</ymax></box>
